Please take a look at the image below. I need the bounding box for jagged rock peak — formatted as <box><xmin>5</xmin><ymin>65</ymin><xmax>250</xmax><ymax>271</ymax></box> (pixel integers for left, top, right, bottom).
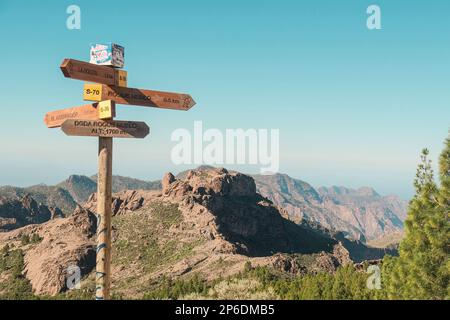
<box><xmin>21</xmin><ymin>194</ymin><xmax>39</xmax><ymax>213</ymax></box>
<box><xmin>0</xmin><ymin>194</ymin><xmax>61</xmax><ymax>231</ymax></box>
<box><xmin>70</xmin><ymin>205</ymin><xmax>97</xmax><ymax>237</ymax></box>
<box><xmin>162</xmin><ymin>172</ymin><xmax>176</xmax><ymax>194</ymax></box>
<box><xmin>163</xmin><ymin>167</ymin><xmax>256</xmax><ymax>199</ymax></box>
<box><xmin>84</xmin><ymin>190</ymin><xmax>150</xmax><ymax>216</ymax></box>
<box><xmin>66</xmin><ymin>174</ymin><xmax>92</xmax><ymax>183</ymax></box>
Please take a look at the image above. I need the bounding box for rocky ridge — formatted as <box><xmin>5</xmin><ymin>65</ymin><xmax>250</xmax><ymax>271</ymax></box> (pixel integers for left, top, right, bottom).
<box><xmin>253</xmin><ymin>173</ymin><xmax>407</xmax><ymax>242</ymax></box>
<box><xmin>0</xmin><ymin>195</ymin><xmax>63</xmax><ymax>232</ymax></box>
<box><xmin>0</xmin><ymin>168</ymin><xmax>396</xmax><ymax>297</ymax></box>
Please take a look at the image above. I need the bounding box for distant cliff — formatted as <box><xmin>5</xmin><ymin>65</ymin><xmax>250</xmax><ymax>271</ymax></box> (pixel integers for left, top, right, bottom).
<box><xmin>0</xmin><ymin>167</ymin><xmax>392</xmax><ymax>297</ymax></box>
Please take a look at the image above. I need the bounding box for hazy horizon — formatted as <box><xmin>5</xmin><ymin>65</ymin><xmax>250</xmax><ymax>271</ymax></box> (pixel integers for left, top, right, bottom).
<box><xmin>1</xmin><ymin>0</ymin><xmax>449</xmax><ymax>200</ymax></box>
<box><xmin>0</xmin><ymin>164</ymin><xmax>418</xmax><ymax>201</ymax></box>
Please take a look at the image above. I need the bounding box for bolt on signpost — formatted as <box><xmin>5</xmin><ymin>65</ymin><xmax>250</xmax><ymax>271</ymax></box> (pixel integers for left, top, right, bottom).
<box><xmin>44</xmin><ymin>43</ymin><xmax>196</xmax><ymax>300</ymax></box>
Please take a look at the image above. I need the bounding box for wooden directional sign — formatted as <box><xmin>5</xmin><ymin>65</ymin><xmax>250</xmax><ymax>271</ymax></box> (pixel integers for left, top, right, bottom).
<box><xmin>61</xmin><ymin>59</ymin><xmax>128</xmax><ymax>87</ymax></box>
<box><xmin>83</xmin><ymin>84</ymin><xmax>196</xmax><ymax>111</ymax></box>
<box><xmin>61</xmin><ymin>119</ymin><xmax>149</xmax><ymax>139</ymax></box>
<box><xmin>44</xmin><ymin>101</ymin><xmax>116</xmax><ymax>128</ymax></box>
<box><xmin>48</xmin><ymin>49</ymin><xmax>197</xmax><ymax>301</ymax></box>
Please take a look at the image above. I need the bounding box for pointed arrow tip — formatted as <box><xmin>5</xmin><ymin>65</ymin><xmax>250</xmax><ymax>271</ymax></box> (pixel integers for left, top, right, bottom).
<box><xmin>185</xmin><ymin>96</ymin><xmax>196</xmax><ymax>110</ymax></box>
<box><xmin>144</xmin><ymin>123</ymin><xmax>150</xmax><ymax>138</ymax></box>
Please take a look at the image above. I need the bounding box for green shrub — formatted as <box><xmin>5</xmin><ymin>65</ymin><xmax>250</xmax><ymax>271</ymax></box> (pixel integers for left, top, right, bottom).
<box><xmin>0</xmin><ymin>248</ymin><xmax>36</xmax><ymax>300</ymax></box>
<box><xmin>30</xmin><ymin>233</ymin><xmax>42</xmax><ymax>244</ymax></box>
<box><xmin>143</xmin><ymin>274</ymin><xmax>209</xmax><ymax>300</ymax></box>
<box><xmin>20</xmin><ymin>234</ymin><xmax>30</xmax><ymax>245</ymax></box>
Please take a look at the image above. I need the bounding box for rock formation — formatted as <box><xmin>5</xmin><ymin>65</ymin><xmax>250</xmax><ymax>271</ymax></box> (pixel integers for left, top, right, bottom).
<box><xmin>0</xmin><ymin>194</ymin><xmax>63</xmax><ymax>232</ymax></box>
<box><xmin>0</xmin><ymin>167</ymin><xmax>395</xmax><ymax>297</ymax></box>
<box><xmin>0</xmin><ymin>206</ymin><xmax>96</xmax><ymax>295</ymax></box>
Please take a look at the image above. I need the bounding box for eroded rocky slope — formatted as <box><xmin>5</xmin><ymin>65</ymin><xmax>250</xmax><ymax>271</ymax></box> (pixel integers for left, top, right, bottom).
<box><xmin>253</xmin><ymin>174</ymin><xmax>407</xmax><ymax>242</ymax></box>
<box><xmin>1</xmin><ymin>167</ymin><xmax>392</xmax><ymax>298</ymax></box>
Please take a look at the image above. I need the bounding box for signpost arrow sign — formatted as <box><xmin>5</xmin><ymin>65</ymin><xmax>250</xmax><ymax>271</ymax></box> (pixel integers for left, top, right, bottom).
<box><xmin>61</xmin><ymin>59</ymin><xmax>128</xmax><ymax>87</ymax></box>
<box><xmin>44</xmin><ymin>101</ymin><xmax>116</xmax><ymax>128</ymax></box>
<box><xmin>61</xmin><ymin>119</ymin><xmax>149</xmax><ymax>139</ymax></box>
<box><xmin>48</xmin><ymin>46</ymin><xmax>197</xmax><ymax>300</ymax></box>
<box><xmin>83</xmin><ymin>84</ymin><xmax>196</xmax><ymax>110</ymax></box>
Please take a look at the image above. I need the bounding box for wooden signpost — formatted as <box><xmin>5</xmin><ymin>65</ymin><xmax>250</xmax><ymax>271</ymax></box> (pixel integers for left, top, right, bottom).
<box><xmin>44</xmin><ymin>101</ymin><xmax>116</xmax><ymax>128</ymax></box>
<box><xmin>83</xmin><ymin>84</ymin><xmax>196</xmax><ymax>110</ymax></box>
<box><xmin>45</xmin><ymin>46</ymin><xmax>196</xmax><ymax>300</ymax></box>
<box><xmin>61</xmin><ymin>59</ymin><xmax>128</xmax><ymax>87</ymax></box>
<box><xmin>61</xmin><ymin>119</ymin><xmax>149</xmax><ymax>139</ymax></box>
<box><xmin>96</xmin><ymin>136</ymin><xmax>112</xmax><ymax>301</ymax></box>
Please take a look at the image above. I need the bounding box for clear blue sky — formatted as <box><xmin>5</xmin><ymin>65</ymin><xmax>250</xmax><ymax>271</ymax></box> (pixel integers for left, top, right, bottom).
<box><xmin>0</xmin><ymin>0</ymin><xmax>449</xmax><ymax>199</ymax></box>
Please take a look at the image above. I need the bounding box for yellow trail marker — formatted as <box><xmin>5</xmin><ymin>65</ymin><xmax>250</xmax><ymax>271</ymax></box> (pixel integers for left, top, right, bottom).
<box><xmin>98</xmin><ymin>100</ymin><xmax>116</xmax><ymax>120</ymax></box>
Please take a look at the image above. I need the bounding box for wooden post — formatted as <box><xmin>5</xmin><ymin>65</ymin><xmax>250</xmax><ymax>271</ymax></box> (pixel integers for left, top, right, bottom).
<box><xmin>50</xmin><ymin>55</ymin><xmax>194</xmax><ymax>301</ymax></box>
<box><xmin>96</xmin><ymin>137</ymin><xmax>113</xmax><ymax>300</ymax></box>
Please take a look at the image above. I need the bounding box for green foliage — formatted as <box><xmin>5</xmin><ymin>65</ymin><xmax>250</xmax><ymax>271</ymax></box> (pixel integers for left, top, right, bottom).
<box><xmin>260</xmin><ymin>265</ymin><xmax>373</xmax><ymax>300</ymax></box>
<box><xmin>112</xmin><ymin>200</ymin><xmax>204</xmax><ymax>295</ymax></box>
<box><xmin>54</xmin><ymin>275</ymin><xmax>96</xmax><ymax>300</ymax></box>
<box><xmin>143</xmin><ymin>274</ymin><xmax>209</xmax><ymax>300</ymax></box>
<box><xmin>188</xmin><ymin>265</ymin><xmax>375</xmax><ymax>300</ymax></box>
<box><xmin>150</xmin><ymin>202</ymin><xmax>182</xmax><ymax>228</ymax></box>
<box><xmin>57</xmin><ymin>287</ymin><xmax>95</xmax><ymax>300</ymax></box>
<box><xmin>20</xmin><ymin>234</ymin><xmax>30</xmax><ymax>245</ymax></box>
<box><xmin>184</xmin><ymin>277</ymin><xmax>279</xmax><ymax>300</ymax></box>
<box><xmin>244</xmin><ymin>261</ymin><xmax>252</xmax><ymax>273</ymax></box>
<box><xmin>30</xmin><ymin>233</ymin><xmax>43</xmax><ymax>244</ymax></box>
<box><xmin>20</xmin><ymin>233</ymin><xmax>43</xmax><ymax>246</ymax></box>
<box><xmin>0</xmin><ymin>244</ymin><xmax>10</xmax><ymax>255</ymax></box>
<box><xmin>382</xmin><ymin>137</ymin><xmax>450</xmax><ymax>300</ymax></box>
<box><xmin>245</xmin><ymin>266</ymin><xmax>282</xmax><ymax>287</ymax></box>
<box><xmin>0</xmin><ymin>248</ymin><xmax>36</xmax><ymax>300</ymax></box>
<box><xmin>439</xmin><ymin>136</ymin><xmax>450</xmax><ymax>208</ymax></box>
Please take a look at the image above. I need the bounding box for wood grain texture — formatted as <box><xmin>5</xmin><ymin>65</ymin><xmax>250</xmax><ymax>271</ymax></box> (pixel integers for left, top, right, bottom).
<box><xmin>83</xmin><ymin>84</ymin><xmax>196</xmax><ymax>110</ymax></box>
<box><xmin>44</xmin><ymin>101</ymin><xmax>116</xmax><ymax>128</ymax></box>
<box><xmin>60</xmin><ymin>59</ymin><xmax>128</xmax><ymax>87</ymax></box>
<box><xmin>95</xmin><ymin>137</ymin><xmax>113</xmax><ymax>300</ymax></box>
<box><xmin>61</xmin><ymin>119</ymin><xmax>150</xmax><ymax>138</ymax></box>
<box><xmin>44</xmin><ymin>103</ymin><xmax>99</xmax><ymax>128</ymax></box>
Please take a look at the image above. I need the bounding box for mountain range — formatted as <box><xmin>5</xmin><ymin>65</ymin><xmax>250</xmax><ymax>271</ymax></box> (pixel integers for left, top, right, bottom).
<box><xmin>0</xmin><ymin>167</ymin><xmax>396</xmax><ymax>297</ymax></box>
<box><xmin>0</xmin><ymin>166</ymin><xmax>407</xmax><ymax>245</ymax></box>
<box><xmin>253</xmin><ymin>174</ymin><xmax>407</xmax><ymax>242</ymax></box>
<box><xmin>57</xmin><ymin>174</ymin><xmax>161</xmax><ymax>204</ymax></box>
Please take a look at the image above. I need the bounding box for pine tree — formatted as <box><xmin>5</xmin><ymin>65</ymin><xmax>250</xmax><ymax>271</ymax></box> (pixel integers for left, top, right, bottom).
<box><xmin>436</xmin><ymin>136</ymin><xmax>450</xmax><ymax>298</ymax></box>
<box><xmin>438</xmin><ymin>136</ymin><xmax>450</xmax><ymax>208</ymax></box>
<box><xmin>382</xmin><ymin>135</ymin><xmax>450</xmax><ymax>299</ymax></box>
